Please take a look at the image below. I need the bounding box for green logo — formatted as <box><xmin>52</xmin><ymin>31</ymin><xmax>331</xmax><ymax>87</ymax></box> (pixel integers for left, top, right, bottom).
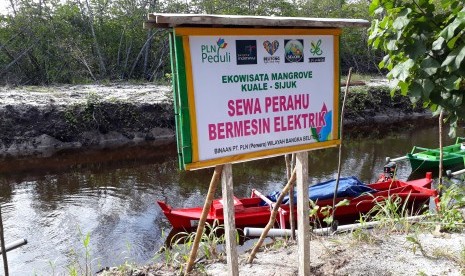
<box><xmin>310</xmin><ymin>39</ymin><xmax>323</xmax><ymax>56</ymax></box>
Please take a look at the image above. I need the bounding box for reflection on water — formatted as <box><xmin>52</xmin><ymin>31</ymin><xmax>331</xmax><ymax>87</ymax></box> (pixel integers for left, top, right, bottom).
<box><xmin>0</xmin><ymin>125</ymin><xmax>459</xmax><ymax>274</ymax></box>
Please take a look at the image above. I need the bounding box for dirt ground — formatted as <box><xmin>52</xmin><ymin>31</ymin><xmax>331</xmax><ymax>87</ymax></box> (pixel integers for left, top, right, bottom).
<box><xmin>206</xmin><ymin>230</ymin><xmax>465</xmax><ymax>276</ymax></box>
<box><xmin>99</xmin><ymin>225</ymin><xmax>465</xmax><ymax>276</ymax></box>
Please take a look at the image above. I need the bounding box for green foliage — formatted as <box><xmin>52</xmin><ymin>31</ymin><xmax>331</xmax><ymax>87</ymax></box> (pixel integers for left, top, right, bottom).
<box><xmin>350</xmin><ymin>216</ymin><xmax>380</xmax><ymax>244</ymax></box>
<box><xmin>407</xmin><ymin>233</ymin><xmax>465</xmax><ymax>269</ymax></box>
<box><xmin>63</xmin><ymin>93</ymin><xmax>152</xmax><ymax>139</ymax></box>
<box><xmin>431</xmin><ymin>184</ymin><xmax>465</xmax><ymax>232</ymax></box>
<box><xmin>0</xmin><ymin>0</ymin><xmax>377</xmax><ymax>85</ymax></box>
<box><xmin>406</xmin><ymin>234</ymin><xmax>430</xmax><ymax>257</ymax></box>
<box><xmin>295</xmin><ymin>0</ymin><xmax>380</xmax><ymax>73</ymax></box>
<box><xmin>351</xmin><ymin>227</ymin><xmax>371</xmax><ymax>243</ymax></box>
<box><xmin>0</xmin><ymin>0</ymin><xmax>174</xmax><ymax>84</ymax></box>
<box><xmin>368</xmin><ymin>0</ymin><xmax>465</xmax><ymax>133</ymax></box>
<box><xmin>309</xmin><ymin>198</ymin><xmax>350</xmax><ymax>227</ymax></box>
<box><xmin>363</xmin><ymin>193</ymin><xmax>418</xmax><ymax>233</ymax></box>
<box><xmin>154</xmin><ymin>220</ymin><xmax>231</xmax><ymax>272</ymax></box>
<box><xmin>67</xmin><ymin>229</ymin><xmax>97</xmax><ymax>276</ymax></box>
<box><xmin>266</xmin><ymin>237</ymin><xmax>293</xmax><ymax>250</ymax></box>
<box><xmin>343</xmin><ymin>85</ymin><xmax>424</xmax><ymax>121</ymax></box>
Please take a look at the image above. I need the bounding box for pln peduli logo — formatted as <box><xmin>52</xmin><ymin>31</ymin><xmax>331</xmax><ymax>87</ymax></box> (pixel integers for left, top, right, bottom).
<box><xmin>308</xmin><ymin>39</ymin><xmax>326</xmax><ymax>63</ymax></box>
<box><xmin>201</xmin><ymin>38</ymin><xmax>231</xmax><ymax>63</ymax></box>
<box><xmin>284</xmin><ymin>39</ymin><xmax>304</xmax><ymax>63</ymax></box>
<box><xmin>236</xmin><ymin>40</ymin><xmax>257</xmax><ymax>65</ymax></box>
<box><xmin>263</xmin><ymin>40</ymin><xmax>280</xmax><ymax>64</ymax></box>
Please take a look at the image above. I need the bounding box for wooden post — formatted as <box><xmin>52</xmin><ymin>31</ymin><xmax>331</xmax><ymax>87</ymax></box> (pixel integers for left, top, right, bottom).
<box><xmin>439</xmin><ymin>110</ymin><xmax>443</xmax><ymax>193</ymax></box>
<box><xmin>0</xmin><ymin>204</ymin><xmax>8</xmax><ymax>276</ymax></box>
<box><xmin>221</xmin><ymin>163</ymin><xmax>238</xmax><ymax>276</ymax></box>
<box><xmin>285</xmin><ymin>154</ymin><xmax>296</xmax><ymax>239</ymax></box>
<box><xmin>331</xmin><ymin>67</ymin><xmax>352</xmax><ymax>222</ymax></box>
<box><xmin>296</xmin><ymin>152</ymin><xmax>310</xmax><ymax>276</ymax></box>
<box><xmin>185</xmin><ymin>165</ymin><xmax>223</xmax><ymax>275</ymax></box>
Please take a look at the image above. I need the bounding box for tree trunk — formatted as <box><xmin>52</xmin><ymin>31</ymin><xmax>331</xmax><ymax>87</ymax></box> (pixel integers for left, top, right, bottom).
<box><xmin>8</xmin><ymin>0</ymin><xmax>17</xmax><ymax>15</ymax></box>
<box><xmin>85</xmin><ymin>0</ymin><xmax>107</xmax><ymax>77</ymax></box>
<box><xmin>129</xmin><ymin>30</ymin><xmax>159</xmax><ymax>78</ymax></box>
<box><xmin>117</xmin><ymin>28</ymin><xmax>125</xmax><ymax>67</ymax></box>
<box><xmin>149</xmin><ymin>40</ymin><xmax>168</xmax><ymax>81</ymax></box>
<box><xmin>143</xmin><ymin>0</ymin><xmax>158</xmax><ymax>79</ymax></box>
<box><xmin>143</xmin><ymin>29</ymin><xmax>152</xmax><ymax>79</ymax></box>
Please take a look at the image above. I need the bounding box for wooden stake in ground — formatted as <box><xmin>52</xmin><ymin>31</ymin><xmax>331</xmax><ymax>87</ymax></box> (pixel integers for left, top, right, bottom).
<box><xmin>438</xmin><ymin>110</ymin><xmax>443</xmax><ymax>194</ymax></box>
<box><xmin>185</xmin><ymin>165</ymin><xmax>223</xmax><ymax>275</ymax></box>
<box><xmin>221</xmin><ymin>164</ymin><xmax>239</xmax><ymax>276</ymax></box>
<box><xmin>0</xmin><ymin>204</ymin><xmax>8</xmax><ymax>276</ymax></box>
<box><xmin>331</xmin><ymin>67</ymin><xmax>353</xmax><ymax>223</ymax></box>
<box><xmin>247</xmin><ymin>168</ymin><xmax>296</xmax><ymax>264</ymax></box>
<box><xmin>285</xmin><ymin>154</ymin><xmax>296</xmax><ymax>240</ymax></box>
<box><xmin>296</xmin><ymin>152</ymin><xmax>310</xmax><ymax>276</ymax></box>
<box><xmin>290</xmin><ymin>153</ymin><xmax>296</xmax><ymax>237</ymax></box>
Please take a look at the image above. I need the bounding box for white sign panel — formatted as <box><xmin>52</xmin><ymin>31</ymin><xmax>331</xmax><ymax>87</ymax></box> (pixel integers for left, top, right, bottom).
<box><xmin>184</xmin><ymin>30</ymin><xmax>339</xmax><ymax>166</ymax></box>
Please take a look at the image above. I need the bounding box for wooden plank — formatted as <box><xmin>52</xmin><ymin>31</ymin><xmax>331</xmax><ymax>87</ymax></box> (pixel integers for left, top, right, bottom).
<box><xmin>221</xmin><ymin>163</ymin><xmax>239</xmax><ymax>276</ymax></box>
<box><xmin>296</xmin><ymin>152</ymin><xmax>310</xmax><ymax>275</ymax></box>
<box><xmin>146</xmin><ymin>13</ymin><xmax>370</xmax><ymax>29</ymax></box>
<box><xmin>185</xmin><ymin>165</ymin><xmax>223</xmax><ymax>274</ymax></box>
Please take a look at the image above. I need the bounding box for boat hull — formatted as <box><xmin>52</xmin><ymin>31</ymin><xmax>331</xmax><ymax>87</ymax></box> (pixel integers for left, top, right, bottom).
<box><xmin>158</xmin><ymin>174</ymin><xmax>436</xmax><ymax>230</ymax></box>
<box><xmin>408</xmin><ymin>155</ymin><xmax>464</xmax><ymax>173</ymax></box>
<box><xmin>408</xmin><ymin>139</ymin><xmax>465</xmax><ymax>174</ymax></box>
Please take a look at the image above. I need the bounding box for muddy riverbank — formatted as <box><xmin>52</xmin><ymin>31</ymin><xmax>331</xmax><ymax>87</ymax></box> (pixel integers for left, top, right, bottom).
<box><xmin>0</xmin><ymin>81</ymin><xmax>432</xmax><ymax>158</ymax></box>
<box><xmin>0</xmin><ymin>83</ymin><xmax>174</xmax><ymax>157</ymax></box>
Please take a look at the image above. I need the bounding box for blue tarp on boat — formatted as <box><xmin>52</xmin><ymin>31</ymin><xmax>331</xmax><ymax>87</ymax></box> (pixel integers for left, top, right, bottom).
<box><xmin>267</xmin><ymin>176</ymin><xmax>377</xmax><ymax>205</ymax></box>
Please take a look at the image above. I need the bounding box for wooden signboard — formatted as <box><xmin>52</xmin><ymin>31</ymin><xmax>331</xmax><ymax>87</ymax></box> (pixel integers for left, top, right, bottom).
<box><xmin>148</xmin><ymin>13</ymin><xmax>370</xmax><ymax>276</ymax></box>
<box><xmin>170</xmin><ymin>27</ymin><xmax>341</xmax><ymax>170</ymax></box>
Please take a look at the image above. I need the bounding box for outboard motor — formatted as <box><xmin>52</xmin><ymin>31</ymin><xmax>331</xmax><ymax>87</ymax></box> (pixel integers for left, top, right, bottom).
<box><xmin>377</xmin><ymin>161</ymin><xmax>397</xmax><ymax>182</ymax></box>
<box><xmin>384</xmin><ymin>162</ymin><xmax>397</xmax><ymax>178</ymax></box>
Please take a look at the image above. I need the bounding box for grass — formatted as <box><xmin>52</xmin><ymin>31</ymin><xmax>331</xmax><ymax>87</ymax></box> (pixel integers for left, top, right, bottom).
<box><xmin>66</xmin><ymin>229</ymin><xmax>99</xmax><ymax>276</ymax></box>
<box><xmin>406</xmin><ymin>234</ymin><xmax>433</xmax><ymax>258</ymax></box>
<box><xmin>349</xmin><ymin>214</ymin><xmax>382</xmax><ymax>245</ymax></box>
<box><xmin>41</xmin><ymin>227</ymin><xmax>141</xmax><ymax>276</ymax></box>
<box><xmin>431</xmin><ymin>183</ymin><xmax>465</xmax><ymax>232</ymax></box>
<box><xmin>367</xmin><ymin>194</ymin><xmax>415</xmax><ymax>232</ymax></box>
<box><xmin>309</xmin><ymin>198</ymin><xmax>350</xmax><ymax>230</ymax></box>
<box><xmin>265</xmin><ymin>237</ymin><xmax>295</xmax><ymax>251</ymax></box>
<box><xmin>152</xmin><ymin>220</ymin><xmax>232</xmax><ymax>274</ymax></box>
<box><xmin>350</xmin><ymin>227</ymin><xmax>380</xmax><ymax>244</ymax></box>
<box><xmin>406</xmin><ymin>233</ymin><xmax>465</xmax><ymax>271</ymax></box>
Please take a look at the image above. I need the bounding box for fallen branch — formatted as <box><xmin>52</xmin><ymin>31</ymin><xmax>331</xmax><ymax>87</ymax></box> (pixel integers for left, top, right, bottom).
<box><xmin>0</xmin><ymin>44</ymin><xmax>35</xmax><ymax>76</ymax></box>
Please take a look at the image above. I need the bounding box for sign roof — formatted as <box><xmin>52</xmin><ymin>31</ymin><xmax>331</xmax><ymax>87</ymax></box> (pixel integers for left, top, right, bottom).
<box><xmin>145</xmin><ymin>13</ymin><xmax>370</xmax><ymax>29</ymax></box>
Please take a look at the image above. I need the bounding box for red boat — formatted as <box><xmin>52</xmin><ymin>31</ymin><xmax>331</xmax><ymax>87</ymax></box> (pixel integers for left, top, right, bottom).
<box><xmin>157</xmin><ymin>172</ymin><xmax>437</xmax><ymax>230</ymax></box>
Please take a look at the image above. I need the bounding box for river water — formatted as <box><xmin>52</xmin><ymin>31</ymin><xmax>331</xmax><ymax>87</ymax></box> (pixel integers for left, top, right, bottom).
<box><xmin>0</xmin><ymin>125</ymin><xmax>458</xmax><ymax>274</ymax></box>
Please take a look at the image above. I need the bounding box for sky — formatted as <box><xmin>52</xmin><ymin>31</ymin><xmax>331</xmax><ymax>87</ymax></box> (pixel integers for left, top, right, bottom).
<box><xmin>0</xmin><ymin>0</ymin><xmax>10</xmax><ymax>15</ymax></box>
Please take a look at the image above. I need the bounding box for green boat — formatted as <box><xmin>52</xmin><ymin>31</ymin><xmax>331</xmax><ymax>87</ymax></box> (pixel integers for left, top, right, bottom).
<box><xmin>407</xmin><ymin>137</ymin><xmax>465</xmax><ymax>173</ymax></box>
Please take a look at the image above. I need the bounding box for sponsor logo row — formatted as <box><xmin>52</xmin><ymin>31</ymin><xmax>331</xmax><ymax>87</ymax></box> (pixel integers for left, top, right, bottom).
<box><xmin>200</xmin><ymin>38</ymin><xmax>326</xmax><ymax>65</ymax></box>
